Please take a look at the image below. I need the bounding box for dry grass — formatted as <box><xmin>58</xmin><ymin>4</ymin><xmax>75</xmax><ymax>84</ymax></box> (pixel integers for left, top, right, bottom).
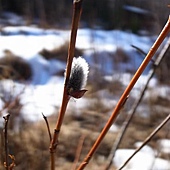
<box><xmin>39</xmin><ymin>42</ymin><xmax>83</xmax><ymax>62</ymax></box>
<box><xmin>0</xmin><ymin>98</ymin><xmax>169</xmax><ymax>170</ymax></box>
<box><xmin>0</xmin><ymin>76</ymin><xmax>169</xmax><ymax>169</ymax></box>
<box><xmin>0</xmin><ymin>111</ymin><xmax>117</xmax><ymax>170</ymax></box>
<box><xmin>0</xmin><ymin>50</ymin><xmax>32</xmax><ymax>80</ymax></box>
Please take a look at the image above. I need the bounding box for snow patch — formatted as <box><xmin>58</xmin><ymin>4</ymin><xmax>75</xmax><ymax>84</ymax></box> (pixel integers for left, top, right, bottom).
<box><xmin>158</xmin><ymin>139</ymin><xmax>170</xmax><ymax>154</ymax></box>
<box><xmin>114</xmin><ymin>149</ymin><xmax>170</xmax><ymax>170</ymax></box>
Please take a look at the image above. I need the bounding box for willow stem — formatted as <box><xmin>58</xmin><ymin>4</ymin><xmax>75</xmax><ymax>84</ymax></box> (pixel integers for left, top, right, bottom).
<box><xmin>77</xmin><ymin>16</ymin><xmax>170</xmax><ymax>170</ymax></box>
<box><xmin>49</xmin><ymin>1</ymin><xmax>83</xmax><ymax>170</ymax></box>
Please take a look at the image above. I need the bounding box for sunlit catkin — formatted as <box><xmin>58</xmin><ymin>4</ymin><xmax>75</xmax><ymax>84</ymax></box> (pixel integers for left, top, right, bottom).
<box><xmin>67</xmin><ymin>57</ymin><xmax>89</xmax><ymax>98</ymax></box>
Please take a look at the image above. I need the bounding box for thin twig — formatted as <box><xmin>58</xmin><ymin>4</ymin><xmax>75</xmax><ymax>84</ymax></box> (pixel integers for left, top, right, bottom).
<box><xmin>8</xmin><ymin>154</ymin><xmax>16</xmax><ymax>170</ymax></box>
<box><xmin>71</xmin><ymin>134</ymin><xmax>86</xmax><ymax>170</ymax></box>
<box><xmin>105</xmin><ymin>35</ymin><xmax>170</xmax><ymax>170</ymax></box>
<box><xmin>1</xmin><ymin>85</ymin><xmax>26</xmax><ymax>113</ymax></box>
<box><xmin>77</xmin><ymin>16</ymin><xmax>170</xmax><ymax>170</ymax></box>
<box><xmin>131</xmin><ymin>45</ymin><xmax>147</xmax><ymax>56</ymax></box>
<box><xmin>118</xmin><ymin>113</ymin><xmax>170</xmax><ymax>170</ymax></box>
<box><xmin>3</xmin><ymin>114</ymin><xmax>10</xmax><ymax>170</ymax></box>
<box><xmin>131</xmin><ymin>45</ymin><xmax>155</xmax><ymax>63</ymax></box>
<box><xmin>49</xmin><ymin>0</ymin><xmax>83</xmax><ymax>169</ymax></box>
<box><xmin>42</xmin><ymin>113</ymin><xmax>52</xmax><ymax>141</ymax></box>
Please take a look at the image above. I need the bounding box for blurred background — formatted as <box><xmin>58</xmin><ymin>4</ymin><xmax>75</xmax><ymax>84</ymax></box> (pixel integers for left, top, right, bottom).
<box><xmin>0</xmin><ymin>0</ymin><xmax>170</xmax><ymax>170</ymax></box>
<box><xmin>0</xmin><ymin>0</ymin><xmax>169</xmax><ymax>32</ymax></box>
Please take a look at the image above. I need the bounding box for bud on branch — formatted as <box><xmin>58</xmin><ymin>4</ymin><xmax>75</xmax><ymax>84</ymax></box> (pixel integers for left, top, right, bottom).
<box><xmin>66</xmin><ymin>57</ymin><xmax>89</xmax><ymax>98</ymax></box>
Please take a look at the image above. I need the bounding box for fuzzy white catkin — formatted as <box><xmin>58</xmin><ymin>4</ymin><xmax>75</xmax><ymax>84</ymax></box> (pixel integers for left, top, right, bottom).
<box><xmin>67</xmin><ymin>57</ymin><xmax>89</xmax><ymax>91</ymax></box>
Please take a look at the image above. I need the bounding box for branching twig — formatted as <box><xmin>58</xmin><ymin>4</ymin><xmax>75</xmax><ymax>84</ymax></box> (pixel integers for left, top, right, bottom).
<box><xmin>3</xmin><ymin>114</ymin><xmax>10</xmax><ymax>170</ymax></box>
<box><xmin>77</xmin><ymin>16</ymin><xmax>170</xmax><ymax>170</ymax></box>
<box><xmin>105</xmin><ymin>35</ymin><xmax>170</xmax><ymax>170</ymax></box>
<box><xmin>49</xmin><ymin>0</ymin><xmax>83</xmax><ymax>169</ymax></box>
<box><xmin>118</xmin><ymin>113</ymin><xmax>170</xmax><ymax>170</ymax></box>
<box><xmin>42</xmin><ymin>113</ymin><xmax>52</xmax><ymax>141</ymax></box>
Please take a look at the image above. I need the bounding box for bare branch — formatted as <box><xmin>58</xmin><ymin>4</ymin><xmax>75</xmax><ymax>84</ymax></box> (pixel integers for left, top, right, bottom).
<box><xmin>42</xmin><ymin>113</ymin><xmax>52</xmax><ymax>141</ymax></box>
<box><xmin>77</xmin><ymin>16</ymin><xmax>170</xmax><ymax>170</ymax></box>
<box><xmin>49</xmin><ymin>0</ymin><xmax>83</xmax><ymax>169</ymax></box>
<box><xmin>131</xmin><ymin>44</ymin><xmax>147</xmax><ymax>56</ymax></box>
<box><xmin>3</xmin><ymin>114</ymin><xmax>10</xmax><ymax>170</ymax></box>
<box><xmin>105</xmin><ymin>35</ymin><xmax>170</xmax><ymax>170</ymax></box>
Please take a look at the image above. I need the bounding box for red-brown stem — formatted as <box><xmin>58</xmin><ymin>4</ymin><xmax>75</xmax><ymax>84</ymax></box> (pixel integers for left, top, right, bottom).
<box><xmin>54</xmin><ymin>0</ymin><xmax>83</xmax><ymax>131</ymax></box>
<box><xmin>49</xmin><ymin>0</ymin><xmax>83</xmax><ymax>170</ymax></box>
<box><xmin>77</xmin><ymin>16</ymin><xmax>170</xmax><ymax>170</ymax></box>
<box><xmin>65</xmin><ymin>0</ymin><xmax>83</xmax><ymax>85</ymax></box>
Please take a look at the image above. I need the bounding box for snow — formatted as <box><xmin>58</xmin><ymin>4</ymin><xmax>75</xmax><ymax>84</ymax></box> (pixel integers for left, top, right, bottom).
<box><xmin>0</xmin><ymin>25</ymin><xmax>166</xmax><ymax>121</ymax></box>
<box><xmin>104</xmin><ymin>73</ymin><xmax>157</xmax><ymax>89</ymax></box>
<box><xmin>104</xmin><ymin>72</ymin><xmax>158</xmax><ymax>101</ymax></box>
<box><xmin>0</xmin><ymin>34</ymin><xmax>67</xmax><ymax>58</ymax></box>
<box><xmin>0</xmin><ymin>12</ymin><xmax>25</xmax><ymax>26</ymax></box>
<box><xmin>76</xmin><ymin>29</ymin><xmax>154</xmax><ymax>53</ymax></box>
<box><xmin>28</xmin><ymin>54</ymin><xmax>65</xmax><ymax>84</ymax></box>
<box><xmin>0</xmin><ymin>77</ymin><xmax>64</xmax><ymax>122</ymax></box>
<box><xmin>123</xmin><ymin>5</ymin><xmax>150</xmax><ymax>15</ymax></box>
<box><xmin>0</xmin><ymin>25</ymin><xmax>169</xmax><ymax>170</ymax></box>
<box><xmin>110</xmin><ymin>124</ymin><xmax>119</xmax><ymax>132</ymax></box>
<box><xmin>158</xmin><ymin>139</ymin><xmax>170</xmax><ymax>154</ymax></box>
<box><xmin>134</xmin><ymin>142</ymin><xmax>155</xmax><ymax>155</ymax></box>
<box><xmin>1</xmin><ymin>27</ymin><xmax>155</xmax><ymax>59</ymax></box>
<box><xmin>152</xmin><ymin>158</ymin><xmax>170</xmax><ymax>170</ymax></box>
<box><xmin>113</xmin><ymin>141</ymin><xmax>170</xmax><ymax>169</ymax></box>
<box><xmin>114</xmin><ymin>148</ymin><xmax>170</xmax><ymax>170</ymax></box>
<box><xmin>21</xmin><ymin>77</ymin><xmax>64</xmax><ymax>121</ymax></box>
<box><xmin>0</xmin><ymin>26</ymin><xmax>168</xmax><ymax>118</ymax></box>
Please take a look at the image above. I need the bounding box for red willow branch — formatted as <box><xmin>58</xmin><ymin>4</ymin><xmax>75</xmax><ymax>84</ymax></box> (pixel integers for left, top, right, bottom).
<box><xmin>105</xmin><ymin>34</ymin><xmax>170</xmax><ymax>170</ymax></box>
<box><xmin>49</xmin><ymin>0</ymin><xmax>83</xmax><ymax>170</ymax></box>
<box><xmin>77</xmin><ymin>16</ymin><xmax>170</xmax><ymax>170</ymax></box>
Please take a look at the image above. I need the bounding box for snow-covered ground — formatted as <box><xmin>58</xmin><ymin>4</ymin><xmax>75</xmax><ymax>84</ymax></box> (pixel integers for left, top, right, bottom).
<box><xmin>114</xmin><ymin>146</ymin><xmax>170</xmax><ymax>170</ymax></box>
<box><xmin>0</xmin><ymin>26</ymin><xmax>158</xmax><ymax>121</ymax></box>
<box><xmin>0</xmin><ymin>26</ymin><xmax>169</xmax><ymax>169</ymax></box>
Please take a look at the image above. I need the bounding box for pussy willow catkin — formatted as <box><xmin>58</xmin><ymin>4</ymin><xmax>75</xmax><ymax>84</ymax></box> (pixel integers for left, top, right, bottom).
<box><xmin>67</xmin><ymin>57</ymin><xmax>89</xmax><ymax>96</ymax></box>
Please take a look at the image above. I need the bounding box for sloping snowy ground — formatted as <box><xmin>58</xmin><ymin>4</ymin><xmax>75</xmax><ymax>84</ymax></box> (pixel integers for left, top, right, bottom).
<box><xmin>0</xmin><ymin>26</ymin><xmax>169</xmax><ymax>169</ymax></box>
<box><xmin>0</xmin><ymin>26</ymin><xmax>158</xmax><ymax>121</ymax></box>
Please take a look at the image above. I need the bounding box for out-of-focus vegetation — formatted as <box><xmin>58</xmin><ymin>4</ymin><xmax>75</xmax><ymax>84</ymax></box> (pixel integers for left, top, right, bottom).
<box><xmin>0</xmin><ymin>88</ymin><xmax>169</xmax><ymax>169</ymax></box>
<box><xmin>0</xmin><ymin>1</ymin><xmax>170</xmax><ymax>169</ymax></box>
<box><xmin>0</xmin><ymin>0</ymin><xmax>169</xmax><ymax>32</ymax></box>
<box><xmin>0</xmin><ymin>50</ymin><xmax>32</xmax><ymax>80</ymax></box>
